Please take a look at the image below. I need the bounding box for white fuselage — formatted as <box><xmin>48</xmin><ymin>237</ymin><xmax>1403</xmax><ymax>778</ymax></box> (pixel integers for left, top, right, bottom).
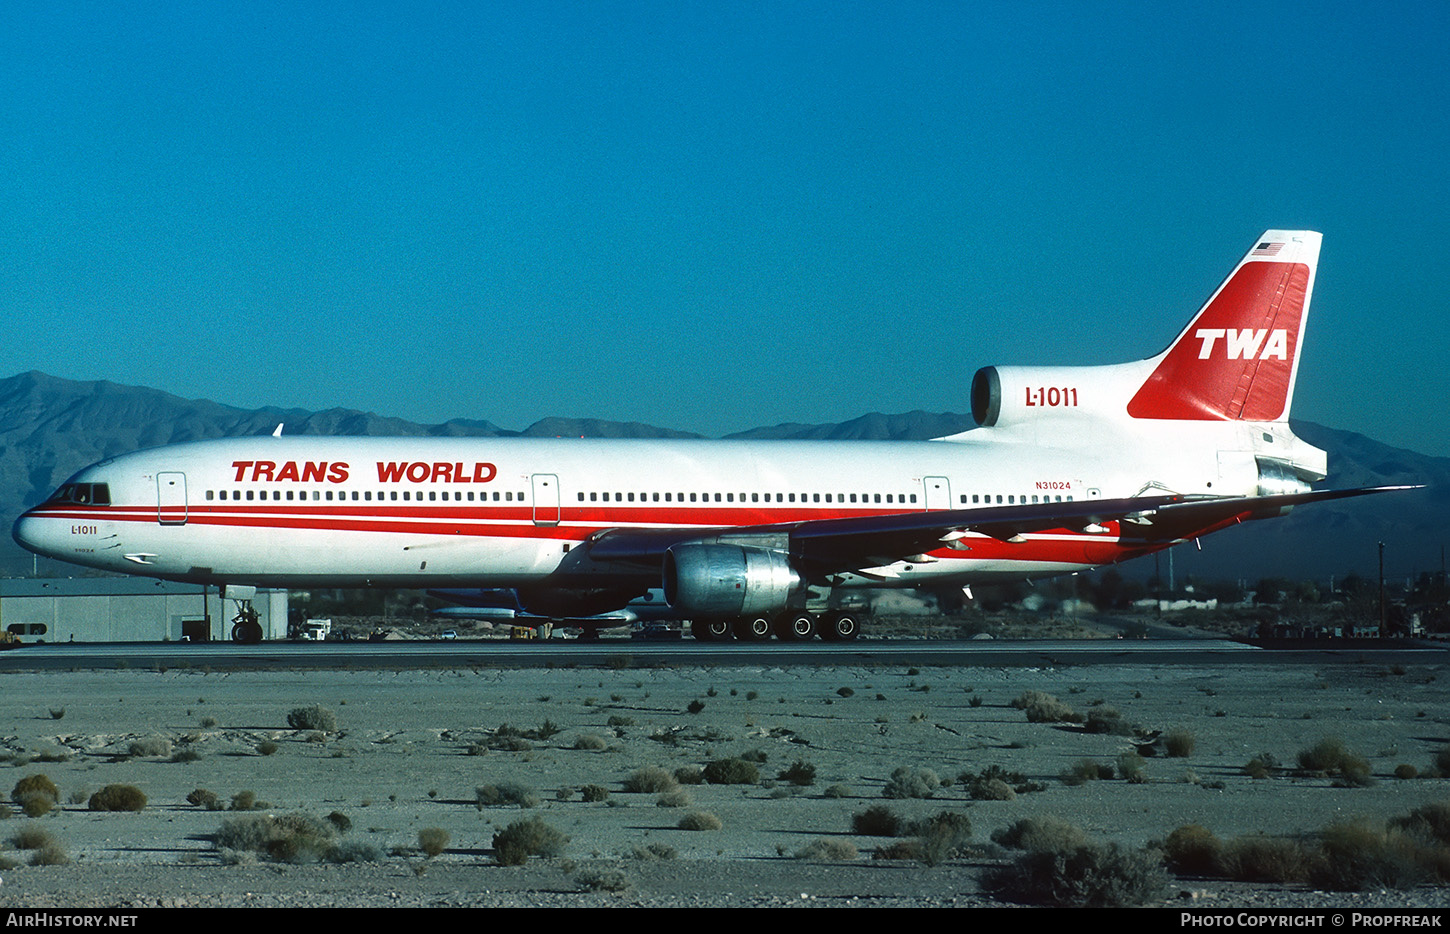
<box><xmin>11</xmin><ymin>417</ymin><xmax>1316</xmax><ymax>592</ymax></box>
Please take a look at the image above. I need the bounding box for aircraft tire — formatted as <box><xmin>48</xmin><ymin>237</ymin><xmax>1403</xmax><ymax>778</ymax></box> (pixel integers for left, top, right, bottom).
<box><xmin>733</xmin><ymin>616</ymin><xmax>773</xmax><ymax>641</ymax></box>
<box><xmin>775</xmin><ymin>612</ymin><xmax>817</xmax><ymax>641</ymax></box>
<box><xmin>691</xmin><ymin>619</ymin><xmax>733</xmax><ymax>641</ymax></box>
<box><xmin>820</xmin><ymin>613</ymin><xmax>860</xmax><ymax>641</ymax></box>
<box><xmin>231</xmin><ymin>620</ymin><xmax>263</xmax><ymax>644</ymax></box>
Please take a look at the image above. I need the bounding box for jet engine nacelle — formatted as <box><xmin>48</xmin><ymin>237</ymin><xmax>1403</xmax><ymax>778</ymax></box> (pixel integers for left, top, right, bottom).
<box><xmin>663</xmin><ymin>543</ymin><xmax>801</xmax><ymax>619</ymax></box>
<box><xmin>970</xmin><ymin>363</ymin><xmax>1146</xmax><ymax>428</ymax></box>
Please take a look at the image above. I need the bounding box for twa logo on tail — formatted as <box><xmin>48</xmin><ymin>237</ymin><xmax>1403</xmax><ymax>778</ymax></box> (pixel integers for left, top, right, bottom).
<box><xmin>1194</xmin><ymin>328</ymin><xmax>1289</xmax><ymax>361</ymax></box>
<box><xmin>1127</xmin><ymin>230</ymin><xmax>1320</xmax><ymax>422</ymax></box>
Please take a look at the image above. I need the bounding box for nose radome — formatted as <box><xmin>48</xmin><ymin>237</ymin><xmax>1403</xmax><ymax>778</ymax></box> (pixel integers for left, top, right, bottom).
<box><xmin>13</xmin><ymin>511</ymin><xmax>56</xmax><ymax>558</ymax></box>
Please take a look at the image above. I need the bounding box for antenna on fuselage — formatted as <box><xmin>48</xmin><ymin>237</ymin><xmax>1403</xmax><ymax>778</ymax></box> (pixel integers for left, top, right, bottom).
<box><xmin>272</xmin><ymin>424</ymin><xmax>284</xmax><ymax>437</ymax></box>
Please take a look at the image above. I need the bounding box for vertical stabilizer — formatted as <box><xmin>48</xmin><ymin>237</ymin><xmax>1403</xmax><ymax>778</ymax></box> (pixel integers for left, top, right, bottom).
<box><xmin>1127</xmin><ymin>231</ymin><xmax>1320</xmax><ymax>421</ymax></box>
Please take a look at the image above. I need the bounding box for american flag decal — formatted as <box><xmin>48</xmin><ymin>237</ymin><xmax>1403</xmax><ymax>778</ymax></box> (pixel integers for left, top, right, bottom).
<box><xmin>1252</xmin><ymin>242</ymin><xmax>1284</xmax><ymax>256</ymax></box>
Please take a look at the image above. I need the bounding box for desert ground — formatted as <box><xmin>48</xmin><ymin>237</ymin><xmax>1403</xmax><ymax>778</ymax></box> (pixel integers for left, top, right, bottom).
<box><xmin>0</xmin><ymin>652</ymin><xmax>1447</xmax><ymax>908</ymax></box>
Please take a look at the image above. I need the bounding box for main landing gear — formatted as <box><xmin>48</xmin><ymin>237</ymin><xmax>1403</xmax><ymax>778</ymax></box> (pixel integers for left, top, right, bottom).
<box><xmin>690</xmin><ymin>611</ymin><xmax>860</xmax><ymax>643</ymax></box>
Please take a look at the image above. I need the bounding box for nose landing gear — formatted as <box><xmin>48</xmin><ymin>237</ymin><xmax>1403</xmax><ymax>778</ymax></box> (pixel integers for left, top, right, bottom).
<box><xmin>230</xmin><ymin>601</ymin><xmax>263</xmax><ymax>644</ymax></box>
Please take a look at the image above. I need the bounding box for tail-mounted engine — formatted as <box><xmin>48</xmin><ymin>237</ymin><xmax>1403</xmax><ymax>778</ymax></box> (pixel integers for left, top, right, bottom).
<box><xmin>663</xmin><ymin>544</ymin><xmax>801</xmax><ymax>619</ymax></box>
<box><xmin>971</xmin><ymin>362</ymin><xmax>1147</xmax><ymax>429</ymax></box>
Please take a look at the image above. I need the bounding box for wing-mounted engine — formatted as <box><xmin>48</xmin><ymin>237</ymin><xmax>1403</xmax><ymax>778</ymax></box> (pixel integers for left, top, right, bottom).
<box><xmin>663</xmin><ymin>543</ymin><xmax>802</xmax><ymax>618</ymax></box>
<box><xmin>970</xmin><ymin>362</ymin><xmax>1150</xmax><ymax>429</ymax></box>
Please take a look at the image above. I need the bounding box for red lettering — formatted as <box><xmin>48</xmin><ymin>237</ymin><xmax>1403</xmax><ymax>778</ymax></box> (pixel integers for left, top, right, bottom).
<box><xmin>301</xmin><ymin>462</ymin><xmax>326</xmax><ymax>483</ymax></box>
<box><xmin>374</xmin><ymin>460</ymin><xmax>497</xmax><ymax>483</ymax></box>
<box><xmin>1025</xmin><ymin>388</ymin><xmax>1036</xmax><ymax>407</ymax></box>
<box><xmin>328</xmin><ymin>462</ymin><xmax>349</xmax><ymax>483</ymax></box>
<box><xmin>276</xmin><ymin>461</ymin><xmax>300</xmax><ymax>482</ymax></box>
<box><xmin>252</xmin><ymin>461</ymin><xmax>276</xmax><ymax>482</ymax></box>
<box><xmin>232</xmin><ymin>461</ymin><xmax>253</xmax><ymax>482</ymax></box>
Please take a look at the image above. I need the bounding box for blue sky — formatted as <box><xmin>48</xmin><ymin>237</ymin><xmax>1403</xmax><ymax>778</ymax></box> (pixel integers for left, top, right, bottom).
<box><xmin>1</xmin><ymin>2</ymin><xmax>1446</xmax><ymax>454</ymax></box>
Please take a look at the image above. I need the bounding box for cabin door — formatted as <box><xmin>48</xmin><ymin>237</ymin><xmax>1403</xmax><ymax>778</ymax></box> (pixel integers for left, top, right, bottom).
<box><xmin>531</xmin><ymin>474</ymin><xmax>560</xmax><ymax>527</ymax></box>
<box><xmin>157</xmin><ymin>472</ymin><xmax>188</xmax><ymax>525</ymax></box>
<box><xmin>923</xmin><ymin>476</ymin><xmax>952</xmax><ymax>511</ymax></box>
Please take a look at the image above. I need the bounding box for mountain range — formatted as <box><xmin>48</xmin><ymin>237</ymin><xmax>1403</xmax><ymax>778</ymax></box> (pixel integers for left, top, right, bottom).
<box><xmin>1</xmin><ymin>370</ymin><xmax>1442</xmax><ymax>584</ymax></box>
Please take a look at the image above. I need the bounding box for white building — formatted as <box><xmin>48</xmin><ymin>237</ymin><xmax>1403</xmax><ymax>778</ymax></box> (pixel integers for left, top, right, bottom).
<box><xmin>0</xmin><ymin>578</ymin><xmax>287</xmax><ymax>642</ymax></box>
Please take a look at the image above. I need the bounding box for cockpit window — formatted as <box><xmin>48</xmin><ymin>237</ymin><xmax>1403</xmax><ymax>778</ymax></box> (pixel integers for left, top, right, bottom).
<box><xmin>45</xmin><ymin>483</ymin><xmax>111</xmax><ymax>506</ymax></box>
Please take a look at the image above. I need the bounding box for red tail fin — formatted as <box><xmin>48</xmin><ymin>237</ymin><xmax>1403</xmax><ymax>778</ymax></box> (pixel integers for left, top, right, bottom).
<box><xmin>1127</xmin><ymin>231</ymin><xmax>1320</xmax><ymax>422</ymax></box>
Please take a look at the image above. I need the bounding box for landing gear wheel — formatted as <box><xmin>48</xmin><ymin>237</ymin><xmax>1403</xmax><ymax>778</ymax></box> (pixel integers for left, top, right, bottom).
<box><xmin>690</xmin><ymin>619</ymin><xmax>734</xmax><ymax>641</ymax></box>
<box><xmin>820</xmin><ymin>613</ymin><xmax>860</xmax><ymax>641</ymax></box>
<box><xmin>230</xmin><ymin>605</ymin><xmax>263</xmax><ymax>644</ymax></box>
<box><xmin>733</xmin><ymin>616</ymin><xmax>773</xmax><ymax>641</ymax></box>
<box><xmin>775</xmin><ymin>612</ymin><xmax>818</xmax><ymax>641</ymax></box>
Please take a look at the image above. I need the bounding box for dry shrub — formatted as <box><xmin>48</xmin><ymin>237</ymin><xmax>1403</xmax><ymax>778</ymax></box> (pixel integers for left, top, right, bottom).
<box><xmin>286</xmin><ymin>705</ymin><xmax>338</xmax><ymax>733</ymax></box>
<box><xmin>493</xmin><ymin>816</ymin><xmax>568</xmax><ymax>865</ymax></box>
<box><xmin>88</xmin><ymin>784</ymin><xmax>147</xmax><ymax>812</ymax></box>
<box><xmin>909</xmin><ymin>811</ymin><xmax>973</xmax><ymax>866</ymax></box>
<box><xmin>1164</xmin><ymin>824</ymin><xmax>1222</xmax><ymax>876</ymax></box>
<box><xmin>656</xmin><ymin>789</ymin><xmax>691</xmax><ymax>808</ymax></box>
<box><xmin>216</xmin><ymin>812</ymin><xmax>341</xmax><ymax>864</ymax></box>
<box><xmin>475</xmin><ymin>782</ymin><xmax>540</xmax><ymax>809</ymax></box>
<box><xmin>882</xmin><ymin>766</ymin><xmax>940</xmax><ymax>799</ymax></box>
<box><xmin>992</xmin><ymin>816</ymin><xmax>1089</xmax><ymax>853</ymax></box>
<box><xmin>630</xmin><ymin>842</ymin><xmax>678</xmax><ymax>861</ymax></box>
<box><xmin>1218</xmin><ymin>835</ymin><xmax>1314</xmax><ymax>884</ymax></box>
<box><xmin>1390</xmin><ymin>800</ymin><xmax>1450</xmax><ymax>844</ymax></box>
<box><xmin>778</xmin><ymin>760</ymin><xmax>816</xmax><ymax>786</ymax></box>
<box><xmin>186</xmin><ymin>789</ymin><xmax>223</xmax><ymax>811</ymax></box>
<box><xmin>1012</xmin><ymin>691</ymin><xmax>1082</xmax><ymax>724</ymax></box>
<box><xmin>1164</xmin><ymin>729</ymin><xmax>1196</xmax><ymax>757</ymax></box>
<box><xmin>677</xmin><ymin>810</ymin><xmax>723</xmax><ymax>831</ymax></box>
<box><xmin>10</xmin><ymin>824</ymin><xmax>57</xmax><ymax>851</ymax></box>
<box><xmin>12</xmin><ymin>775</ymin><xmax>58</xmax><ymax>805</ymax></box>
<box><xmin>1083</xmin><ymin>706</ymin><xmax>1133</xmax><ymax>736</ymax></box>
<box><xmin>1118</xmin><ymin>751</ymin><xmax>1147</xmax><ymax>783</ymax></box>
<box><xmin>1296</xmin><ymin>737</ymin><xmax>1374</xmax><ymax>786</ymax></box>
<box><xmin>128</xmin><ymin>736</ymin><xmax>173</xmax><ymax>758</ymax></box>
<box><xmin>624</xmin><ymin>766</ymin><xmax>678</xmax><ymax>794</ymax></box>
<box><xmin>1315</xmin><ymin>820</ymin><xmax>1437</xmax><ymax>890</ymax></box>
<box><xmin>852</xmin><ymin>804</ymin><xmax>903</xmax><ymax>837</ymax></box>
<box><xmin>703</xmin><ymin>758</ymin><xmax>758</xmax><ymax>785</ymax></box>
<box><xmin>418</xmin><ymin>827</ymin><xmax>450</xmax><ymax>857</ymax></box>
<box><xmin>795</xmin><ymin>838</ymin><xmax>858</xmax><ymax>860</ymax></box>
<box><xmin>1060</xmin><ymin>759</ymin><xmax>1114</xmax><ymax>785</ymax></box>
<box><xmin>985</xmin><ymin>841</ymin><xmax>1167</xmax><ymax>907</ymax></box>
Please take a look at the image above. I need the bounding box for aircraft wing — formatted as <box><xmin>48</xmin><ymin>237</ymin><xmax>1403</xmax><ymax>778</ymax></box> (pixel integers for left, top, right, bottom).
<box><xmin>584</xmin><ymin>486</ymin><xmax>1415</xmax><ymax>579</ymax></box>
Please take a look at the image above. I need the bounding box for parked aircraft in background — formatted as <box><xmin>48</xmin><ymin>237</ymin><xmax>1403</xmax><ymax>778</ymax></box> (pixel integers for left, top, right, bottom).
<box><xmin>13</xmin><ymin>231</ymin><xmax>1405</xmax><ymax>642</ymax></box>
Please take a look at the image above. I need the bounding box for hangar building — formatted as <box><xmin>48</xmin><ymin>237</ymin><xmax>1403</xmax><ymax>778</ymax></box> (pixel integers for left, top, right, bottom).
<box><xmin>0</xmin><ymin>578</ymin><xmax>288</xmax><ymax>642</ymax></box>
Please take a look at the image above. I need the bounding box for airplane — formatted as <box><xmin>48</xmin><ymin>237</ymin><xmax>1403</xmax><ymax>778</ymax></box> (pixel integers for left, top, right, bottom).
<box><xmin>12</xmin><ymin>230</ymin><xmax>1409</xmax><ymax>643</ymax></box>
